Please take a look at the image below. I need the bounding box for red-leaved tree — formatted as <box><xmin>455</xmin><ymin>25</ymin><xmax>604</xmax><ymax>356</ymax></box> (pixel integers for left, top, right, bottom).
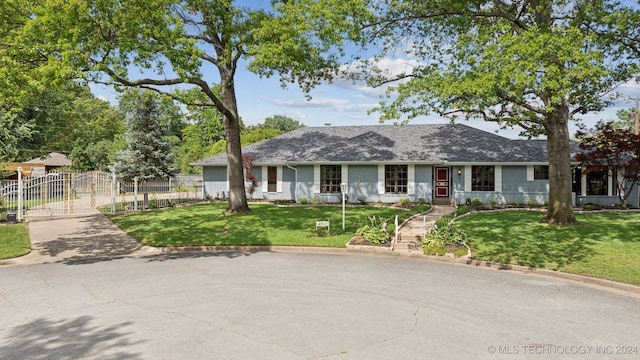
<box><xmin>242</xmin><ymin>155</ymin><xmax>259</xmax><ymax>200</ymax></box>
<box><xmin>575</xmin><ymin>121</ymin><xmax>640</xmax><ymax>208</ymax></box>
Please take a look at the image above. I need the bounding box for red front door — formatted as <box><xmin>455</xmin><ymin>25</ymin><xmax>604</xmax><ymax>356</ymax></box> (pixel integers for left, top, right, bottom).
<box><xmin>435</xmin><ymin>167</ymin><xmax>450</xmax><ymax>198</ymax></box>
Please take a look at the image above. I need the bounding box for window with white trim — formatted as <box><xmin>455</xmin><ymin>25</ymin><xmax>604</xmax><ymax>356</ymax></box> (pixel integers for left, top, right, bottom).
<box><xmin>586</xmin><ymin>169</ymin><xmax>616</xmax><ymax>196</ymax></box>
<box><xmin>385</xmin><ymin>165</ymin><xmax>408</xmax><ymax>194</ymax></box>
<box><xmin>320</xmin><ymin>165</ymin><xmax>341</xmax><ymax>193</ymax></box>
<box><xmin>472</xmin><ymin>166</ymin><xmax>495</xmax><ymax>191</ymax></box>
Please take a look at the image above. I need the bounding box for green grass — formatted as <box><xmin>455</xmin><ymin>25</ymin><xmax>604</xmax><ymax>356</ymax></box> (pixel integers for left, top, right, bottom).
<box><xmin>109</xmin><ymin>203</ymin><xmax>421</xmax><ymax>248</ymax></box>
<box><xmin>0</xmin><ymin>223</ymin><xmax>31</xmax><ymax>259</ymax></box>
<box><xmin>455</xmin><ymin>211</ymin><xmax>640</xmax><ymax>285</ymax></box>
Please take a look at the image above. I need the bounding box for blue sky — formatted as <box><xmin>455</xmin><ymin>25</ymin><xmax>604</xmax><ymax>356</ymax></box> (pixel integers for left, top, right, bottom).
<box><xmin>91</xmin><ymin>63</ymin><xmax>640</xmax><ymax>140</ymax></box>
<box><xmin>89</xmin><ymin>1</ymin><xmax>640</xmax><ymax>140</ymax></box>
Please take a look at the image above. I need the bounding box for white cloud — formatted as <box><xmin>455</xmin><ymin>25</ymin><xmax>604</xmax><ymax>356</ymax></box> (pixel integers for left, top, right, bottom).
<box><xmin>271</xmin><ymin>97</ymin><xmax>376</xmax><ymax>113</ymax></box>
<box><xmin>282</xmin><ymin>110</ymin><xmax>307</xmax><ymax>121</ymax></box>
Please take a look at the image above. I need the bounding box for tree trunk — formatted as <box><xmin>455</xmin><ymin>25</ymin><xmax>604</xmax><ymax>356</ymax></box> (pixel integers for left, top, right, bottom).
<box><xmin>540</xmin><ymin>104</ymin><xmax>579</xmax><ymax>225</ymax></box>
<box><xmin>220</xmin><ymin>65</ymin><xmax>250</xmax><ymax>215</ymax></box>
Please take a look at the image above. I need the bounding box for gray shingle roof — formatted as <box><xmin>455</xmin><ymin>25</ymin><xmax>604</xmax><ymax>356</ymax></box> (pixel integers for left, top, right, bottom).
<box><xmin>192</xmin><ymin>124</ymin><xmax>567</xmax><ymax>166</ymax></box>
<box><xmin>25</xmin><ymin>152</ymin><xmax>71</xmax><ymax>167</ymax></box>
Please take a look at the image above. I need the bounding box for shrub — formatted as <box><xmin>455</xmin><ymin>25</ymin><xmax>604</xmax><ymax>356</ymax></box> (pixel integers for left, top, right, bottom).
<box><xmin>399</xmin><ymin>197</ymin><xmax>411</xmax><ymax>208</ymax></box>
<box><xmin>526</xmin><ymin>200</ymin><xmax>540</xmax><ymax>207</ymax></box>
<box><xmin>417</xmin><ymin>197</ymin><xmax>427</xmax><ymax>206</ymax></box>
<box><xmin>273</xmin><ymin>199</ymin><xmax>294</xmax><ymax>205</ymax></box>
<box><xmin>488</xmin><ymin>199</ymin><xmax>499</xmax><ymax>206</ymax></box>
<box><xmin>353</xmin><ymin>215</ymin><xmax>392</xmax><ymax>244</ymax></box>
<box><xmin>357</xmin><ymin>195</ymin><xmax>367</xmax><ymax>205</ymax></box>
<box><xmin>453</xmin><ymin>248</ymin><xmax>468</xmax><ymax>257</ymax></box>
<box><xmin>455</xmin><ymin>205</ymin><xmax>471</xmax><ymax>217</ymax></box>
<box><xmin>581</xmin><ymin>203</ymin><xmax>602</xmax><ymax>211</ymax></box>
<box><xmin>470</xmin><ymin>198</ymin><xmax>483</xmax><ymax>207</ymax></box>
<box><xmin>148</xmin><ymin>199</ymin><xmax>158</xmax><ymax>209</ymax></box>
<box><xmin>298</xmin><ymin>196</ymin><xmax>308</xmax><ymax>205</ymax></box>
<box><xmin>423</xmin><ymin>225</ymin><xmax>468</xmax><ymax>254</ymax></box>
<box><xmin>355</xmin><ymin>225</ymin><xmax>389</xmax><ymax>244</ymax></box>
<box><xmin>386</xmin><ymin>223</ymin><xmax>395</xmax><ymax>236</ymax></box>
<box><xmin>424</xmin><ymin>246</ymin><xmax>447</xmax><ymax>256</ymax></box>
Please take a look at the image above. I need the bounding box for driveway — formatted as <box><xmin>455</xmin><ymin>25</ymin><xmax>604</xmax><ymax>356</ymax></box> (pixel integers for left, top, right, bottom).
<box><xmin>1</xmin><ymin>214</ymin><xmax>148</xmax><ymax>266</ymax></box>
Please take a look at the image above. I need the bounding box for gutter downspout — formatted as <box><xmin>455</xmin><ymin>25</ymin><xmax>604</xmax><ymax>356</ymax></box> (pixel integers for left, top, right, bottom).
<box><xmin>286</xmin><ymin>164</ymin><xmax>298</xmax><ymax>202</ymax></box>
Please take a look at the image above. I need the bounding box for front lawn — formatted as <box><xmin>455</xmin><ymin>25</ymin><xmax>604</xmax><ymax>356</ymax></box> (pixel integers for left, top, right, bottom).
<box><xmin>109</xmin><ymin>203</ymin><xmax>423</xmax><ymax>248</ymax></box>
<box><xmin>0</xmin><ymin>223</ymin><xmax>31</xmax><ymax>259</ymax></box>
<box><xmin>454</xmin><ymin>211</ymin><xmax>640</xmax><ymax>286</ymax></box>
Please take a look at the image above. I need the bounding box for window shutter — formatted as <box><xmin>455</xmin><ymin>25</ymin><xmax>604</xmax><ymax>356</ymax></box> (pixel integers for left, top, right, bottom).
<box><xmin>341</xmin><ymin>165</ymin><xmax>348</xmax><ymax>185</ymax></box>
<box><xmin>408</xmin><ymin>164</ymin><xmax>415</xmax><ymax>195</ymax></box>
<box><xmin>277</xmin><ymin>166</ymin><xmax>283</xmax><ymax>193</ymax></box>
<box><xmin>262</xmin><ymin>166</ymin><xmax>268</xmax><ymax>192</ymax></box>
<box><xmin>314</xmin><ymin>165</ymin><xmax>320</xmax><ymax>194</ymax></box>
<box><xmin>378</xmin><ymin>165</ymin><xmax>385</xmax><ymax>194</ymax></box>
<box><xmin>495</xmin><ymin>166</ymin><xmax>502</xmax><ymax>192</ymax></box>
<box><xmin>464</xmin><ymin>166</ymin><xmax>471</xmax><ymax>192</ymax></box>
<box><xmin>526</xmin><ymin>166</ymin><xmax>534</xmax><ymax>181</ymax></box>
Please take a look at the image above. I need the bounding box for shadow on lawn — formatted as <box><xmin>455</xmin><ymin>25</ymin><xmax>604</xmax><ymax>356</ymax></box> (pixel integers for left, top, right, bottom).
<box><xmin>475</xmin><ymin>234</ymin><xmax>596</xmax><ymax>270</ymax></box>
<box><xmin>460</xmin><ymin>212</ymin><xmax>602</xmax><ymax>270</ymax></box>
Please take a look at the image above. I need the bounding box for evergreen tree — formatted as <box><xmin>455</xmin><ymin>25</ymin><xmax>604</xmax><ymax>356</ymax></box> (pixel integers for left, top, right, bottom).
<box><xmin>112</xmin><ymin>90</ymin><xmax>176</xmax><ymax>181</ymax></box>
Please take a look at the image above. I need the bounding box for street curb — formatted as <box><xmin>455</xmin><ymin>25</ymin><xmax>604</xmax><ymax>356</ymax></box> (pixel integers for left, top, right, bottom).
<box><xmin>138</xmin><ymin>244</ymin><xmax>640</xmax><ymax>297</ymax></box>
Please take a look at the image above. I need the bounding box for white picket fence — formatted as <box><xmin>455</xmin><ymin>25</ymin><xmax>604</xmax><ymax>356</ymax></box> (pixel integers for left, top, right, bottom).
<box><xmin>1</xmin><ymin>171</ymin><xmax>203</xmax><ymax>220</ymax></box>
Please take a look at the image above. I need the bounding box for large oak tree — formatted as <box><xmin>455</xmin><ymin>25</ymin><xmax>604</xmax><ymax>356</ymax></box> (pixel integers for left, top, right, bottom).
<box><xmin>349</xmin><ymin>0</ymin><xmax>640</xmax><ymax>224</ymax></box>
<box><xmin>15</xmin><ymin>0</ymin><xmax>355</xmax><ymax>214</ymax></box>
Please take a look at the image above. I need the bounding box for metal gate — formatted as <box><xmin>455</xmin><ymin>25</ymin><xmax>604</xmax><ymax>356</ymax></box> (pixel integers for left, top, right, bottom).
<box><xmin>1</xmin><ymin>171</ymin><xmax>114</xmax><ymax>219</ymax></box>
<box><xmin>1</xmin><ymin>171</ymin><xmax>203</xmax><ymax>220</ymax></box>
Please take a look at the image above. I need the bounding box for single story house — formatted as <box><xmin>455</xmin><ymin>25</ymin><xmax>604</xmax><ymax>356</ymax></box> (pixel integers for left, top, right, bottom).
<box><xmin>2</xmin><ymin>152</ymin><xmax>71</xmax><ymax>180</ymax></box>
<box><xmin>191</xmin><ymin>124</ymin><xmax>639</xmax><ymax>208</ymax></box>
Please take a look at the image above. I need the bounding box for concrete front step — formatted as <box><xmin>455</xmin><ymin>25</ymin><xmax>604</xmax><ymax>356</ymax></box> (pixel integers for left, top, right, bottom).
<box><xmin>393</xmin><ymin>204</ymin><xmax>457</xmax><ymax>253</ymax></box>
<box><xmin>393</xmin><ymin>241</ymin><xmax>423</xmax><ymax>251</ymax></box>
<box><xmin>398</xmin><ymin>232</ymin><xmax>424</xmax><ymax>242</ymax></box>
<box><xmin>431</xmin><ymin>198</ymin><xmax>452</xmax><ymax>205</ymax></box>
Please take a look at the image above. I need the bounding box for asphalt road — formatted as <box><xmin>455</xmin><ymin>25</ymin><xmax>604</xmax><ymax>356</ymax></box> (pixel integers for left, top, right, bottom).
<box><xmin>1</xmin><ymin>251</ymin><xmax>639</xmax><ymax>360</ymax></box>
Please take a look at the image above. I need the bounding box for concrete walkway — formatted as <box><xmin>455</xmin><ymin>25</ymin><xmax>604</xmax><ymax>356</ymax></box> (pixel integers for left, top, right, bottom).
<box><xmin>0</xmin><ymin>214</ymin><xmax>150</xmax><ymax>266</ymax></box>
<box><xmin>394</xmin><ymin>205</ymin><xmax>457</xmax><ymax>253</ymax></box>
